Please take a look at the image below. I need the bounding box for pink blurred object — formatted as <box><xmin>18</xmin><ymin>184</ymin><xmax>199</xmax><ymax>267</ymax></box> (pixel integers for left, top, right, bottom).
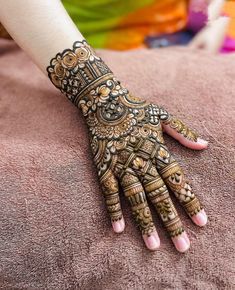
<box><xmin>221</xmin><ymin>36</ymin><xmax>235</xmax><ymax>53</ymax></box>
<box><xmin>187</xmin><ymin>0</ymin><xmax>209</xmax><ymax>33</ymax></box>
<box><xmin>187</xmin><ymin>2</ymin><xmax>235</xmax><ymax>54</ymax></box>
<box><xmin>187</xmin><ymin>10</ymin><xmax>208</xmax><ymax>33</ymax></box>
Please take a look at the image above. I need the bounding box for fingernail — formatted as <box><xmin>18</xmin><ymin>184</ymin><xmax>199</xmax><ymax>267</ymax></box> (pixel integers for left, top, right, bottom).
<box><xmin>143</xmin><ymin>232</ymin><xmax>160</xmax><ymax>250</ymax></box>
<box><xmin>172</xmin><ymin>232</ymin><xmax>190</xmax><ymax>253</ymax></box>
<box><xmin>191</xmin><ymin>209</ymin><xmax>208</xmax><ymax>227</ymax></box>
<box><xmin>197</xmin><ymin>138</ymin><xmax>208</xmax><ymax>146</ymax></box>
<box><xmin>112</xmin><ymin>217</ymin><xmax>125</xmax><ymax>233</ymax></box>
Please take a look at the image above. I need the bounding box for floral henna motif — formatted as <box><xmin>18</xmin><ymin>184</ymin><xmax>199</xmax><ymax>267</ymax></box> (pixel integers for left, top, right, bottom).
<box><xmin>142</xmin><ymin>164</ymin><xmax>184</xmax><ymax>237</ymax></box>
<box><xmin>121</xmin><ymin>171</ymin><xmax>156</xmax><ymax>236</ymax></box>
<box><xmin>47</xmin><ymin>40</ymin><xmax>113</xmax><ymax>105</ymax></box>
<box><xmin>47</xmin><ymin>40</ymin><xmax>203</xmax><ymax>239</ymax></box>
<box><xmin>158</xmin><ymin>161</ymin><xmax>203</xmax><ymax>216</ymax></box>
<box><xmin>163</xmin><ymin>117</ymin><xmax>199</xmax><ymax>142</ymax></box>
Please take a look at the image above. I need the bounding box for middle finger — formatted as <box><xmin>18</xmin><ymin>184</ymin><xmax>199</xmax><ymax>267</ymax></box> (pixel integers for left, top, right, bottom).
<box><xmin>135</xmin><ymin>159</ymin><xmax>191</xmax><ymax>252</ymax></box>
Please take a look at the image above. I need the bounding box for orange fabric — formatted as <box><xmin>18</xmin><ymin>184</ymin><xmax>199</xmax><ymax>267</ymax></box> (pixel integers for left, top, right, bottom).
<box><xmin>105</xmin><ymin>0</ymin><xmax>188</xmax><ymax>50</ymax></box>
<box><xmin>224</xmin><ymin>1</ymin><xmax>235</xmax><ymax>38</ymax></box>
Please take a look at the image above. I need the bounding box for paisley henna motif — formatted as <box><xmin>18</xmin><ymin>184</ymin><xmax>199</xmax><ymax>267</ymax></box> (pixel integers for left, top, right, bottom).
<box><xmin>47</xmin><ymin>40</ymin><xmax>203</xmax><ymax>238</ymax></box>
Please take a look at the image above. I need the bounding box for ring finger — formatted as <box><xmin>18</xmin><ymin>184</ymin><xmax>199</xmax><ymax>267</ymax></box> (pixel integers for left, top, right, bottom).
<box><xmin>136</xmin><ymin>160</ymin><xmax>191</xmax><ymax>252</ymax></box>
<box><xmin>155</xmin><ymin>145</ymin><xmax>208</xmax><ymax>227</ymax></box>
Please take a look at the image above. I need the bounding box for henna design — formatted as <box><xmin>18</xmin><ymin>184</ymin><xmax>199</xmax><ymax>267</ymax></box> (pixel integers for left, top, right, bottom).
<box><xmin>157</xmin><ymin>160</ymin><xmax>203</xmax><ymax>217</ymax></box>
<box><xmin>163</xmin><ymin>117</ymin><xmax>198</xmax><ymax>142</ymax></box>
<box><xmin>47</xmin><ymin>40</ymin><xmax>113</xmax><ymax>106</ymax></box>
<box><xmin>142</xmin><ymin>163</ymin><xmax>184</xmax><ymax>237</ymax></box>
<box><xmin>100</xmin><ymin>170</ymin><xmax>122</xmax><ymax>221</ymax></box>
<box><xmin>121</xmin><ymin>171</ymin><xmax>156</xmax><ymax>236</ymax></box>
<box><xmin>47</xmin><ymin>40</ymin><xmax>203</xmax><ymax>238</ymax></box>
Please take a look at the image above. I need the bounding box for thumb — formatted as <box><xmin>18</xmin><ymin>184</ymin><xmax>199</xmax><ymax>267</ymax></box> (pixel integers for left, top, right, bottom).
<box><xmin>161</xmin><ymin>115</ymin><xmax>208</xmax><ymax>150</ymax></box>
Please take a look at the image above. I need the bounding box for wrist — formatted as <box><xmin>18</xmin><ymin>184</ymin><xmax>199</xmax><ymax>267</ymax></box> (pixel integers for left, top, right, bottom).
<box><xmin>79</xmin><ymin>77</ymin><xmax>129</xmax><ymax>118</ymax></box>
<box><xmin>47</xmin><ymin>40</ymin><xmax>115</xmax><ymax>109</ymax></box>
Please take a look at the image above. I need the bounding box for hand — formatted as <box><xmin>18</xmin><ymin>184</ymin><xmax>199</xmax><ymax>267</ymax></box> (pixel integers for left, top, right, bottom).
<box><xmin>47</xmin><ymin>41</ymin><xmax>208</xmax><ymax>252</ymax></box>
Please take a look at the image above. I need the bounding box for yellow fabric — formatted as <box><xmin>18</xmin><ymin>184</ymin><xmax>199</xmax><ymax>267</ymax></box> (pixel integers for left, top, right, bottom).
<box><xmin>105</xmin><ymin>0</ymin><xmax>188</xmax><ymax>50</ymax></box>
<box><xmin>63</xmin><ymin>0</ymin><xmax>188</xmax><ymax>49</ymax></box>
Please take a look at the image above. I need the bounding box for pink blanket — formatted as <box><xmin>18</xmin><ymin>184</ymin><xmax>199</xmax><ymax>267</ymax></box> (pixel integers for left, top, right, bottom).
<box><xmin>0</xmin><ymin>39</ymin><xmax>234</xmax><ymax>289</ymax></box>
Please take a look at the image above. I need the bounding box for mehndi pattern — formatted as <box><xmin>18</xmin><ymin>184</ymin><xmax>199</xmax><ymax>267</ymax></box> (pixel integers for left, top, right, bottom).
<box><xmin>47</xmin><ymin>40</ymin><xmax>203</xmax><ymax>238</ymax></box>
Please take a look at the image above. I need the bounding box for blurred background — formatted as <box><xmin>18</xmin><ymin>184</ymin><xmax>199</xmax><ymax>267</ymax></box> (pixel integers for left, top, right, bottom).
<box><xmin>1</xmin><ymin>0</ymin><xmax>235</xmax><ymax>53</ymax></box>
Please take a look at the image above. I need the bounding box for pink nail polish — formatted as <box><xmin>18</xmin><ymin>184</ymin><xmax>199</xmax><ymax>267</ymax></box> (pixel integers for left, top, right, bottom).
<box><xmin>172</xmin><ymin>232</ymin><xmax>190</xmax><ymax>253</ymax></box>
<box><xmin>112</xmin><ymin>218</ymin><xmax>125</xmax><ymax>233</ymax></box>
<box><xmin>192</xmin><ymin>209</ymin><xmax>208</xmax><ymax>227</ymax></box>
<box><xmin>143</xmin><ymin>233</ymin><xmax>160</xmax><ymax>250</ymax></box>
<box><xmin>197</xmin><ymin>138</ymin><xmax>208</xmax><ymax>146</ymax></box>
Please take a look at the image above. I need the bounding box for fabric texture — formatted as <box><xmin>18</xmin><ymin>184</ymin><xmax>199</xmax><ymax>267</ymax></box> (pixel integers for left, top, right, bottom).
<box><xmin>62</xmin><ymin>0</ymin><xmax>235</xmax><ymax>50</ymax></box>
<box><xmin>62</xmin><ymin>0</ymin><xmax>188</xmax><ymax>49</ymax></box>
<box><xmin>0</xmin><ymin>39</ymin><xmax>234</xmax><ymax>290</ymax></box>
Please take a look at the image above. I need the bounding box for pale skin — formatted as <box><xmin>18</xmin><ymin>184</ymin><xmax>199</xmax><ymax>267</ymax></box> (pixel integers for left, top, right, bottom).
<box><xmin>0</xmin><ymin>0</ymin><xmax>210</xmax><ymax>252</ymax></box>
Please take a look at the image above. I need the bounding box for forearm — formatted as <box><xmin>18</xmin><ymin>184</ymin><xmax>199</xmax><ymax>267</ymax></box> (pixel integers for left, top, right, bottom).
<box><xmin>0</xmin><ymin>0</ymin><xmax>84</xmax><ymax>73</ymax></box>
<box><xmin>0</xmin><ymin>0</ymin><xmax>115</xmax><ymax>111</ymax></box>
<box><xmin>0</xmin><ymin>0</ymin><xmax>209</xmax><ymax>253</ymax></box>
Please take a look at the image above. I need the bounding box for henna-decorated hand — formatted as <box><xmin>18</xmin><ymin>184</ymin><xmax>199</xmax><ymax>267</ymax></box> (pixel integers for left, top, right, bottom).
<box><xmin>47</xmin><ymin>41</ymin><xmax>208</xmax><ymax>252</ymax></box>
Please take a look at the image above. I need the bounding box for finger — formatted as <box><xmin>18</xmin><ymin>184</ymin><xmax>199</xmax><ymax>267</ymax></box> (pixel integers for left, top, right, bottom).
<box><xmin>139</xmin><ymin>161</ymin><xmax>190</xmax><ymax>253</ymax></box>
<box><xmin>120</xmin><ymin>169</ymin><xmax>160</xmax><ymax>251</ymax></box>
<box><xmin>161</xmin><ymin>115</ymin><xmax>208</xmax><ymax>150</ymax></box>
<box><xmin>156</xmin><ymin>148</ymin><xmax>208</xmax><ymax>227</ymax></box>
<box><xmin>100</xmin><ymin>170</ymin><xmax>125</xmax><ymax>233</ymax></box>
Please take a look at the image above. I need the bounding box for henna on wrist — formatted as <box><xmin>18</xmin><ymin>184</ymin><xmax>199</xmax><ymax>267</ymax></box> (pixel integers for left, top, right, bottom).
<box><xmin>47</xmin><ymin>40</ymin><xmax>203</xmax><ymax>239</ymax></box>
<box><xmin>47</xmin><ymin>40</ymin><xmax>114</xmax><ymax>107</ymax></box>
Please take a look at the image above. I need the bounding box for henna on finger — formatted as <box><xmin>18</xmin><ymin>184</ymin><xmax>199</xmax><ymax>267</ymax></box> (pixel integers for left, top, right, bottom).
<box><xmin>100</xmin><ymin>170</ymin><xmax>123</xmax><ymax>222</ymax></box>
<box><xmin>155</xmin><ymin>147</ymin><xmax>203</xmax><ymax>217</ymax></box>
<box><xmin>162</xmin><ymin>116</ymin><xmax>199</xmax><ymax>142</ymax></box>
<box><xmin>47</xmin><ymin>40</ymin><xmax>206</xmax><ymax>248</ymax></box>
<box><xmin>141</xmin><ymin>163</ymin><xmax>184</xmax><ymax>237</ymax></box>
<box><xmin>121</xmin><ymin>170</ymin><xmax>156</xmax><ymax>236</ymax></box>
<box><xmin>159</xmin><ymin>162</ymin><xmax>203</xmax><ymax>216</ymax></box>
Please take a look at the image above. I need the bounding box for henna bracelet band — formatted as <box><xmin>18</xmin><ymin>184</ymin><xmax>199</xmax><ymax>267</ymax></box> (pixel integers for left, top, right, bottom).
<box><xmin>47</xmin><ymin>40</ymin><xmax>114</xmax><ymax>107</ymax></box>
